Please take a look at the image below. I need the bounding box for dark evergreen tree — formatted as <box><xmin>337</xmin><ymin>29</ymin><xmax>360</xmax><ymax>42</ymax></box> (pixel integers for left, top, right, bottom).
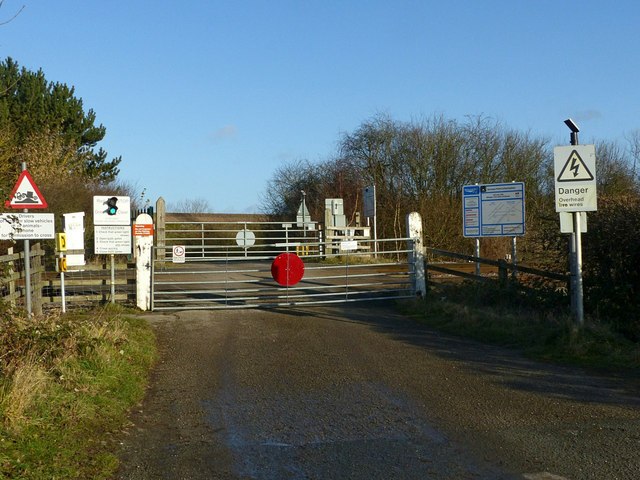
<box><xmin>0</xmin><ymin>57</ymin><xmax>121</xmax><ymax>183</ymax></box>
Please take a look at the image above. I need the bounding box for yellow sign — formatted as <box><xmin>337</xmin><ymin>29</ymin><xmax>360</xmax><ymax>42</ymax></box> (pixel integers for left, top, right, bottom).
<box><xmin>56</xmin><ymin>233</ymin><xmax>67</xmax><ymax>252</ymax></box>
<box><xmin>59</xmin><ymin>257</ymin><xmax>67</xmax><ymax>272</ymax></box>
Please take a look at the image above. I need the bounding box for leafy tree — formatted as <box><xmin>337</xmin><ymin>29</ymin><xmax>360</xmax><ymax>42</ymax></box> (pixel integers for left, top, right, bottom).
<box><xmin>0</xmin><ymin>57</ymin><xmax>121</xmax><ymax>191</ymax></box>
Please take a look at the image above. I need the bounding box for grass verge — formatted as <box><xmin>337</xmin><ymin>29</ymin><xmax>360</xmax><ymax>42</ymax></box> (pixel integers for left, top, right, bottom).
<box><xmin>401</xmin><ymin>281</ymin><xmax>640</xmax><ymax>372</ymax></box>
<box><xmin>0</xmin><ymin>303</ymin><xmax>157</xmax><ymax>479</ymax></box>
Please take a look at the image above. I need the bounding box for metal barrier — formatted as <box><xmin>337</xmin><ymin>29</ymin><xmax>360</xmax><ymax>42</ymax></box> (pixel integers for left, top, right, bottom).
<box><xmin>151</xmin><ymin>234</ymin><xmax>418</xmax><ymax>311</ymax></box>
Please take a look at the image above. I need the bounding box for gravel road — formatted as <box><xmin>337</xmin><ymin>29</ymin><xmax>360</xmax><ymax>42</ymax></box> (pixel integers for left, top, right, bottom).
<box><xmin>115</xmin><ymin>305</ymin><xmax>640</xmax><ymax>479</ymax></box>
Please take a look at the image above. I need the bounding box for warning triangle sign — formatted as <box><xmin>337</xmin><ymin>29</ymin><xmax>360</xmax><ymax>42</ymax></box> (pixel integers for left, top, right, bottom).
<box><xmin>5</xmin><ymin>170</ymin><xmax>48</xmax><ymax>209</ymax></box>
<box><xmin>557</xmin><ymin>150</ymin><xmax>595</xmax><ymax>182</ymax></box>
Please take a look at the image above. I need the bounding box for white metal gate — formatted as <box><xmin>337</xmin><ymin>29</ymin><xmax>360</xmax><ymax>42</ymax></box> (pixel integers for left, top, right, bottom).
<box><xmin>151</xmin><ymin>220</ymin><xmax>420</xmax><ymax>311</ymax></box>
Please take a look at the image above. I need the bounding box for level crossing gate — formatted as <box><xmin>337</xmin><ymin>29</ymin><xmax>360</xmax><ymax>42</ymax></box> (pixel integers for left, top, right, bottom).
<box><xmin>150</xmin><ymin>217</ymin><xmax>424</xmax><ymax>311</ymax></box>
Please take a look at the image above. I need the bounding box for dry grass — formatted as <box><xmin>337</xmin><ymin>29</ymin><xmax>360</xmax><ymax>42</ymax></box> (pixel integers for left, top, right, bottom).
<box><xmin>1</xmin><ymin>356</ymin><xmax>50</xmax><ymax>433</ymax></box>
<box><xmin>0</xmin><ymin>303</ymin><xmax>157</xmax><ymax>479</ymax></box>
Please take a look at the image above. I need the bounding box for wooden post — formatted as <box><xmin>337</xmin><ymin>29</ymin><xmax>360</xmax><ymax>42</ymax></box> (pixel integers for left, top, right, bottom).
<box><xmin>156</xmin><ymin>197</ymin><xmax>166</xmax><ymax>261</ymax></box>
<box><xmin>32</xmin><ymin>243</ymin><xmax>43</xmax><ymax>315</ymax></box>
<box><xmin>8</xmin><ymin>247</ymin><xmax>16</xmax><ymax>307</ymax></box>
<box><xmin>498</xmin><ymin>259</ymin><xmax>508</xmax><ymax>288</ymax></box>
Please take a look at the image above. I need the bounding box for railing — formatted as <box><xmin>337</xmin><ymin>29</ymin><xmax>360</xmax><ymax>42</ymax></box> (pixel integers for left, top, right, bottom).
<box><xmin>426</xmin><ymin>248</ymin><xmax>569</xmax><ymax>291</ymax></box>
<box><xmin>159</xmin><ymin>220</ymin><xmax>323</xmax><ymax>260</ymax></box>
<box><xmin>1</xmin><ymin>247</ymin><xmax>135</xmax><ymax>310</ymax></box>
<box><xmin>43</xmin><ymin>263</ymin><xmax>136</xmax><ymax>306</ymax></box>
<box><xmin>0</xmin><ymin>244</ymin><xmax>45</xmax><ymax>314</ymax></box>
<box><xmin>151</xmin><ymin>237</ymin><xmax>417</xmax><ymax>310</ymax></box>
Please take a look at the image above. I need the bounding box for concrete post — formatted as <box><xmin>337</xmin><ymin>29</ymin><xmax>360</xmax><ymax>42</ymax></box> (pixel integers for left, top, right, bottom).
<box><xmin>134</xmin><ymin>213</ymin><xmax>154</xmax><ymax>311</ymax></box>
<box><xmin>406</xmin><ymin>212</ymin><xmax>426</xmax><ymax>297</ymax></box>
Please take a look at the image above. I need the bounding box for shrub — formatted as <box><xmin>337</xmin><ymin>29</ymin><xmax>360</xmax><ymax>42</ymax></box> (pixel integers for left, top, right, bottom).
<box><xmin>583</xmin><ymin>195</ymin><xmax>640</xmax><ymax>339</ymax></box>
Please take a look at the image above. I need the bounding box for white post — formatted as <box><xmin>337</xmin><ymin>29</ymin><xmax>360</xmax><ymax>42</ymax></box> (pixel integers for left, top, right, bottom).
<box><xmin>475</xmin><ymin>238</ymin><xmax>481</xmax><ymax>276</ymax></box>
<box><xmin>406</xmin><ymin>212</ymin><xmax>426</xmax><ymax>297</ymax></box>
<box><xmin>110</xmin><ymin>254</ymin><xmax>115</xmax><ymax>304</ymax></box>
<box><xmin>134</xmin><ymin>213</ymin><xmax>154</xmax><ymax>311</ymax></box>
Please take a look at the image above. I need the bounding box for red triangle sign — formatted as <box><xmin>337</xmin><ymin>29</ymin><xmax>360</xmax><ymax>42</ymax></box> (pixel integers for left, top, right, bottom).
<box><xmin>5</xmin><ymin>170</ymin><xmax>48</xmax><ymax>209</ymax></box>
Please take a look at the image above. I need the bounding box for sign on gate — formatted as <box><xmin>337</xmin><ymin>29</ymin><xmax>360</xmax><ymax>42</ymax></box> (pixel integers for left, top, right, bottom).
<box><xmin>235</xmin><ymin>229</ymin><xmax>256</xmax><ymax>247</ymax></box>
<box><xmin>172</xmin><ymin>245</ymin><xmax>186</xmax><ymax>263</ymax></box>
<box><xmin>271</xmin><ymin>253</ymin><xmax>305</xmax><ymax>286</ymax></box>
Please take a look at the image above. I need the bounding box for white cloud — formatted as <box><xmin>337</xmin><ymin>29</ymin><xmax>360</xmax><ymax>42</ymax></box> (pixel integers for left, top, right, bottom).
<box><xmin>574</xmin><ymin>110</ymin><xmax>602</xmax><ymax>122</ymax></box>
<box><xmin>209</xmin><ymin>125</ymin><xmax>237</xmax><ymax>142</ymax></box>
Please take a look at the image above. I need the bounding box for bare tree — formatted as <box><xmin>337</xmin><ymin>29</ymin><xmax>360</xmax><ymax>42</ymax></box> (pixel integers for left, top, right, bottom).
<box><xmin>169</xmin><ymin>198</ymin><xmax>212</xmax><ymax>213</ymax></box>
<box><xmin>0</xmin><ymin>0</ymin><xmax>24</xmax><ymax>26</ymax></box>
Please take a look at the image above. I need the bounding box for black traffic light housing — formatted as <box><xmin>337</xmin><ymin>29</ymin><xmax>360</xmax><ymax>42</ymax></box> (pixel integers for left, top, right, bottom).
<box><xmin>106</xmin><ymin>196</ymin><xmax>119</xmax><ymax>215</ymax></box>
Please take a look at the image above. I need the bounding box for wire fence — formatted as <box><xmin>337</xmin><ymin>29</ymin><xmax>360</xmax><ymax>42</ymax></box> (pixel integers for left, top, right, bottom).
<box><xmin>1</xmin><ymin>244</ymin><xmax>135</xmax><ymax>311</ymax></box>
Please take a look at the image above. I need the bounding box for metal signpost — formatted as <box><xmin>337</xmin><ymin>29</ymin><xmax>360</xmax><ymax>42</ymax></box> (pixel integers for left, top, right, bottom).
<box><xmin>4</xmin><ymin>163</ymin><xmax>52</xmax><ymax>315</ymax></box>
<box><xmin>554</xmin><ymin>119</ymin><xmax>597</xmax><ymax>326</ymax></box>
<box><xmin>363</xmin><ymin>185</ymin><xmax>377</xmax><ymax>256</ymax></box>
<box><xmin>93</xmin><ymin>196</ymin><xmax>132</xmax><ymax>303</ymax></box>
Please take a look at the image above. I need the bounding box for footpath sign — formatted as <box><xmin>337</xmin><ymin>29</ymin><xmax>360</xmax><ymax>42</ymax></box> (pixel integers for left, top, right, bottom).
<box><xmin>463</xmin><ymin>183</ymin><xmax>525</xmax><ymax>237</ymax></box>
<box><xmin>554</xmin><ymin>145</ymin><xmax>597</xmax><ymax>212</ymax></box>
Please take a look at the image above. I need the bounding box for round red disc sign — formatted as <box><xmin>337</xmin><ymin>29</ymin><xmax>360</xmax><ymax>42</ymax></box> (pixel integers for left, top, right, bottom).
<box><xmin>271</xmin><ymin>253</ymin><xmax>305</xmax><ymax>286</ymax></box>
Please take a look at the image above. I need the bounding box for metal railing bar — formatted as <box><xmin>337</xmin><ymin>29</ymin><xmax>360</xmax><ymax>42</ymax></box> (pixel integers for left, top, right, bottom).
<box><xmin>152</xmin><ymin>281</ymin><xmax>412</xmax><ymax>297</ymax></box>
<box><xmin>151</xmin><ymin>293</ymin><xmax>415</xmax><ymax>311</ymax></box>
<box><xmin>152</xmin><ymin>289</ymin><xmax>411</xmax><ymax>305</ymax></box>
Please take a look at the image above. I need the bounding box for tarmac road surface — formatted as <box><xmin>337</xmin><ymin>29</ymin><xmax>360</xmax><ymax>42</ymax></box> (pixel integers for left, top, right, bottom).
<box><xmin>115</xmin><ymin>305</ymin><xmax>640</xmax><ymax>480</ymax></box>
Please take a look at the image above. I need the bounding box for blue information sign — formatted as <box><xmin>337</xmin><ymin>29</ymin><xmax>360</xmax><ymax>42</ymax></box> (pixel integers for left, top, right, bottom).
<box><xmin>462</xmin><ymin>182</ymin><xmax>525</xmax><ymax>237</ymax></box>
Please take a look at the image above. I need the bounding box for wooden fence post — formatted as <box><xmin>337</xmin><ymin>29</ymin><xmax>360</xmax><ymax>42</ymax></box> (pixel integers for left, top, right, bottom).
<box><xmin>156</xmin><ymin>197</ymin><xmax>166</xmax><ymax>261</ymax></box>
<box><xmin>498</xmin><ymin>259</ymin><xmax>508</xmax><ymax>288</ymax></box>
<box><xmin>32</xmin><ymin>243</ymin><xmax>43</xmax><ymax>315</ymax></box>
<box><xmin>7</xmin><ymin>247</ymin><xmax>16</xmax><ymax>307</ymax></box>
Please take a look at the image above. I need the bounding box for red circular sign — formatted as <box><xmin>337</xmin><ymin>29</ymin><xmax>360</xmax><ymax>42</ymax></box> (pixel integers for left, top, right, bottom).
<box><xmin>271</xmin><ymin>253</ymin><xmax>305</xmax><ymax>286</ymax></box>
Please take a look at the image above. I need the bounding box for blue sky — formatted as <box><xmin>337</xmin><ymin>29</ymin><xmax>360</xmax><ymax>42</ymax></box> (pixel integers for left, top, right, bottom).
<box><xmin>3</xmin><ymin>1</ymin><xmax>639</xmax><ymax>212</ymax></box>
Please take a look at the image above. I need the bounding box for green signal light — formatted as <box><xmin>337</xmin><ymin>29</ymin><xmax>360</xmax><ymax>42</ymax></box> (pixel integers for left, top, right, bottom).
<box><xmin>106</xmin><ymin>196</ymin><xmax>118</xmax><ymax>215</ymax></box>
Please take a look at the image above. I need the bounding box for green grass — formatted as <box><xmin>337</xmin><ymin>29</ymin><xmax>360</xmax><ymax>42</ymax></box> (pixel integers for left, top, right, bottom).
<box><xmin>401</xmin><ymin>281</ymin><xmax>640</xmax><ymax>372</ymax></box>
<box><xmin>0</xmin><ymin>304</ymin><xmax>157</xmax><ymax>479</ymax></box>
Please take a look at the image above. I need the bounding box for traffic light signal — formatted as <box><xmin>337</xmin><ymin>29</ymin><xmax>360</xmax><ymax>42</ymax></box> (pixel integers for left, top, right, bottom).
<box><xmin>106</xmin><ymin>196</ymin><xmax>118</xmax><ymax>215</ymax></box>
